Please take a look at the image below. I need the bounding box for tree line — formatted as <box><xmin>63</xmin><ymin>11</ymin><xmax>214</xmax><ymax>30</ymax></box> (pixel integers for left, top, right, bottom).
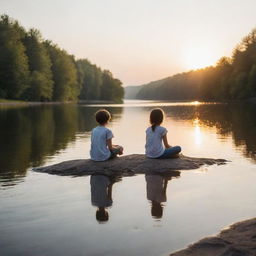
<box><xmin>133</xmin><ymin>28</ymin><xmax>256</xmax><ymax>101</ymax></box>
<box><xmin>0</xmin><ymin>15</ymin><xmax>124</xmax><ymax>103</ymax></box>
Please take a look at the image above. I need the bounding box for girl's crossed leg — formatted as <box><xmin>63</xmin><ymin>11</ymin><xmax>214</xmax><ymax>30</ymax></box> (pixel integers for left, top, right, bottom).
<box><xmin>157</xmin><ymin>146</ymin><xmax>181</xmax><ymax>159</ymax></box>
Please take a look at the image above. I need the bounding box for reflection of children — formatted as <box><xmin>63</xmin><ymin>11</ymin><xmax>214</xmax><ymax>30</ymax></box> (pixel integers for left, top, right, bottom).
<box><xmin>146</xmin><ymin>173</ymin><xmax>180</xmax><ymax>219</ymax></box>
<box><xmin>90</xmin><ymin>175</ymin><xmax>113</xmax><ymax>223</ymax></box>
<box><xmin>145</xmin><ymin>174</ymin><xmax>168</xmax><ymax>219</ymax></box>
<box><xmin>145</xmin><ymin>108</ymin><xmax>181</xmax><ymax>159</ymax></box>
<box><xmin>90</xmin><ymin>109</ymin><xmax>123</xmax><ymax>161</ymax></box>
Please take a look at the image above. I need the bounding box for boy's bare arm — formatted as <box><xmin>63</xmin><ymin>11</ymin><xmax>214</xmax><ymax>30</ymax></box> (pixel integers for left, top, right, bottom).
<box><xmin>163</xmin><ymin>134</ymin><xmax>171</xmax><ymax>148</ymax></box>
<box><xmin>107</xmin><ymin>138</ymin><xmax>114</xmax><ymax>150</ymax></box>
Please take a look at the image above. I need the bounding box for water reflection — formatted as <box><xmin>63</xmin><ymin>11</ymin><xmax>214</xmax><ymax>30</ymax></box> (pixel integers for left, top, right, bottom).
<box><xmin>0</xmin><ymin>101</ymin><xmax>255</xmax><ymax>189</ymax></box>
<box><xmin>90</xmin><ymin>174</ymin><xmax>121</xmax><ymax>223</ymax></box>
<box><xmin>160</xmin><ymin>103</ymin><xmax>256</xmax><ymax>161</ymax></box>
<box><xmin>89</xmin><ymin>172</ymin><xmax>180</xmax><ymax>223</ymax></box>
<box><xmin>197</xmin><ymin>103</ymin><xmax>256</xmax><ymax>161</ymax></box>
<box><xmin>145</xmin><ymin>172</ymin><xmax>180</xmax><ymax>219</ymax></box>
<box><xmin>193</xmin><ymin>119</ymin><xmax>202</xmax><ymax>145</ymax></box>
<box><xmin>0</xmin><ymin>105</ymin><xmax>123</xmax><ymax>187</ymax></box>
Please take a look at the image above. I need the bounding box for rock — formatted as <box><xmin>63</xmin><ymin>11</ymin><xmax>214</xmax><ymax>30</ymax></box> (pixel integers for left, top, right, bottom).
<box><xmin>170</xmin><ymin>218</ymin><xmax>256</xmax><ymax>256</ymax></box>
<box><xmin>33</xmin><ymin>154</ymin><xmax>227</xmax><ymax>177</ymax></box>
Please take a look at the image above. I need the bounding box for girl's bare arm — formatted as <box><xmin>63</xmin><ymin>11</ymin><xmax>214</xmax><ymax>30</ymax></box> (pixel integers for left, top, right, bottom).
<box><xmin>163</xmin><ymin>134</ymin><xmax>171</xmax><ymax>148</ymax></box>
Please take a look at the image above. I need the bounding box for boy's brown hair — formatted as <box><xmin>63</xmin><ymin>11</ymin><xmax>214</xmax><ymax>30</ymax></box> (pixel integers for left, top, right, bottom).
<box><xmin>95</xmin><ymin>109</ymin><xmax>111</xmax><ymax>125</ymax></box>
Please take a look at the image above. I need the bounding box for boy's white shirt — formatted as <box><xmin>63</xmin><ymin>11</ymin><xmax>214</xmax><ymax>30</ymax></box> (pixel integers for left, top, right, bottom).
<box><xmin>90</xmin><ymin>126</ymin><xmax>113</xmax><ymax>161</ymax></box>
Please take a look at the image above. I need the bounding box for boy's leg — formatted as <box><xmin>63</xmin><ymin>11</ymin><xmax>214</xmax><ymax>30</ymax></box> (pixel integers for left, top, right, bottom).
<box><xmin>158</xmin><ymin>146</ymin><xmax>181</xmax><ymax>159</ymax></box>
<box><xmin>109</xmin><ymin>145</ymin><xmax>123</xmax><ymax>159</ymax></box>
<box><xmin>113</xmin><ymin>145</ymin><xmax>123</xmax><ymax>155</ymax></box>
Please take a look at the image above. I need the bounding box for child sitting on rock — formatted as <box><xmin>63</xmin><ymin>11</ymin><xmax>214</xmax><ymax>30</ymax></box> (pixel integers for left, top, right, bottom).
<box><xmin>145</xmin><ymin>108</ymin><xmax>181</xmax><ymax>159</ymax></box>
<box><xmin>90</xmin><ymin>109</ymin><xmax>123</xmax><ymax>161</ymax></box>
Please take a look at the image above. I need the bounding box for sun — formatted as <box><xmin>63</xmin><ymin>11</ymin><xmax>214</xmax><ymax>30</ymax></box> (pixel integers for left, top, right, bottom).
<box><xmin>182</xmin><ymin>46</ymin><xmax>218</xmax><ymax>70</ymax></box>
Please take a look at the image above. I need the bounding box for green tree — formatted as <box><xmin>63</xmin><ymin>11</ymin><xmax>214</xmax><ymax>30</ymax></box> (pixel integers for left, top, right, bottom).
<box><xmin>77</xmin><ymin>60</ymin><xmax>123</xmax><ymax>103</ymax></box>
<box><xmin>22</xmin><ymin>29</ymin><xmax>53</xmax><ymax>101</ymax></box>
<box><xmin>0</xmin><ymin>14</ymin><xmax>122</xmax><ymax>103</ymax></box>
<box><xmin>44</xmin><ymin>41</ymin><xmax>79</xmax><ymax>101</ymax></box>
<box><xmin>101</xmin><ymin>70</ymin><xmax>124</xmax><ymax>102</ymax></box>
<box><xmin>247</xmin><ymin>65</ymin><xmax>256</xmax><ymax>96</ymax></box>
<box><xmin>229</xmin><ymin>72</ymin><xmax>248</xmax><ymax>99</ymax></box>
<box><xmin>0</xmin><ymin>15</ymin><xmax>29</xmax><ymax>98</ymax></box>
<box><xmin>76</xmin><ymin>59</ymin><xmax>102</xmax><ymax>100</ymax></box>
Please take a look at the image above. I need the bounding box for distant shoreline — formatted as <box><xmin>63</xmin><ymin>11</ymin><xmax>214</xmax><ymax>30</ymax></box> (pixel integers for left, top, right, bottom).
<box><xmin>0</xmin><ymin>99</ymin><xmax>120</xmax><ymax>106</ymax></box>
<box><xmin>0</xmin><ymin>100</ymin><xmax>73</xmax><ymax>106</ymax></box>
<box><xmin>0</xmin><ymin>98</ymin><xmax>255</xmax><ymax>107</ymax></box>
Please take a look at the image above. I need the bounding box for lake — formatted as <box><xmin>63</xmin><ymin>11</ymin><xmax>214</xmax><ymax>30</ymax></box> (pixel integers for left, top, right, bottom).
<box><xmin>0</xmin><ymin>100</ymin><xmax>256</xmax><ymax>256</ymax></box>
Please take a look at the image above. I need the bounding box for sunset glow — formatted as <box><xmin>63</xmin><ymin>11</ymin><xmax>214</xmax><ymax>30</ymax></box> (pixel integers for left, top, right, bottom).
<box><xmin>2</xmin><ymin>0</ymin><xmax>256</xmax><ymax>85</ymax></box>
<box><xmin>182</xmin><ymin>46</ymin><xmax>218</xmax><ymax>70</ymax></box>
<box><xmin>190</xmin><ymin>101</ymin><xmax>200</xmax><ymax>105</ymax></box>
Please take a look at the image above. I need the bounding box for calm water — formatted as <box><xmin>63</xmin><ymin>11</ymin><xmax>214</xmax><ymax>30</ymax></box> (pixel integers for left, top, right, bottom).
<box><xmin>0</xmin><ymin>100</ymin><xmax>256</xmax><ymax>256</ymax></box>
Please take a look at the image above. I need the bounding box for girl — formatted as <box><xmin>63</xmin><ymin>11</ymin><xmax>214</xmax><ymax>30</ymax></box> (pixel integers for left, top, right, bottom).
<box><xmin>145</xmin><ymin>108</ymin><xmax>181</xmax><ymax>158</ymax></box>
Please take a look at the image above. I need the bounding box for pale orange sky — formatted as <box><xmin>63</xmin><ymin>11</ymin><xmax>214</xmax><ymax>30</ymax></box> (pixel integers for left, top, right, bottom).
<box><xmin>2</xmin><ymin>0</ymin><xmax>256</xmax><ymax>85</ymax></box>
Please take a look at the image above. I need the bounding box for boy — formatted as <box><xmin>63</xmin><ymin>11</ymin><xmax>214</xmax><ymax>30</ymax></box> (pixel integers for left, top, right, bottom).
<box><xmin>90</xmin><ymin>109</ymin><xmax>123</xmax><ymax>161</ymax></box>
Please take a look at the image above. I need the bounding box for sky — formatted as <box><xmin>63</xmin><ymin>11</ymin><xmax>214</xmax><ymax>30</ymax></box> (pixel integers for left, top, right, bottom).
<box><xmin>1</xmin><ymin>0</ymin><xmax>256</xmax><ymax>86</ymax></box>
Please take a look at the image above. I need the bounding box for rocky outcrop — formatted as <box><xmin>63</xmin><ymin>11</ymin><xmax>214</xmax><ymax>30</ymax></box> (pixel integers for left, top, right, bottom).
<box><xmin>33</xmin><ymin>154</ymin><xmax>227</xmax><ymax>177</ymax></box>
<box><xmin>170</xmin><ymin>218</ymin><xmax>256</xmax><ymax>256</ymax></box>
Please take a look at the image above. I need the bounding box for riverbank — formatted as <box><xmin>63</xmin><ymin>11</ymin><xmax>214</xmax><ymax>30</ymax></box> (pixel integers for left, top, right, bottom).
<box><xmin>170</xmin><ymin>218</ymin><xmax>256</xmax><ymax>256</ymax></box>
<box><xmin>0</xmin><ymin>99</ymin><xmax>121</xmax><ymax>106</ymax></box>
<box><xmin>0</xmin><ymin>99</ymin><xmax>73</xmax><ymax>106</ymax></box>
<box><xmin>0</xmin><ymin>99</ymin><xmax>27</xmax><ymax>104</ymax></box>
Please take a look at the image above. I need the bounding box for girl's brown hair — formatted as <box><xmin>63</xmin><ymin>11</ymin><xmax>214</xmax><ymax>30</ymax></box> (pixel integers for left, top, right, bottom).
<box><xmin>150</xmin><ymin>108</ymin><xmax>164</xmax><ymax>131</ymax></box>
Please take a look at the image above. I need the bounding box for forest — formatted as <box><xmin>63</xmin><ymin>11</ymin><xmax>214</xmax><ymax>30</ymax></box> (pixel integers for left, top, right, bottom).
<box><xmin>0</xmin><ymin>15</ymin><xmax>124</xmax><ymax>103</ymax></box>
<box><xmin>127</xmin><ymin>28</ymin><xmax>256</xmax><ymax>101</ymax></box>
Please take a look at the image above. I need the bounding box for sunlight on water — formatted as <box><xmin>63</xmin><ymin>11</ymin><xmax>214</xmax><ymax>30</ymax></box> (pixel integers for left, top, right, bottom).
<box><xmin>83</xmin><ymin>100</ymin><xmax>220</xmax><ymax>108</ymax></box>
<box><xmin>193</xmin><ymin>118</ymin><xmax>202</xmax><ymax>145</ymax></box>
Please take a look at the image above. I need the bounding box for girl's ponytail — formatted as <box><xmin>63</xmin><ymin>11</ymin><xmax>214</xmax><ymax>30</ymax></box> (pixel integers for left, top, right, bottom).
<box><xmin>151</xmin><ymin>124</ymin><xmax>157</xmax><ymax>131</ymax></box>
